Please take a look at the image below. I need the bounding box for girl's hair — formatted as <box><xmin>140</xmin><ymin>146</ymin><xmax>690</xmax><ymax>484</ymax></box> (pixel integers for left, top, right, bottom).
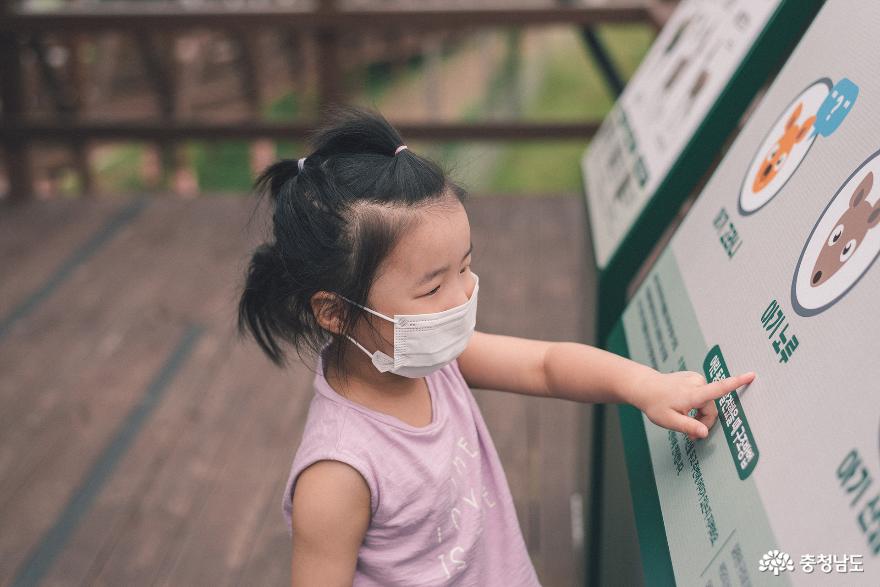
<box><xmin>237</xmin><ymin>105</ymin><xmax>468</xmax><ymax>376</ymax></box>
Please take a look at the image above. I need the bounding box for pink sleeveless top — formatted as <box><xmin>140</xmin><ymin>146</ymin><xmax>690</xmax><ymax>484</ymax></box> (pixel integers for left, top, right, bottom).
<box><xmin>281</xmin><ymin>344</ymin><xmax>542</xmax><ymax>586</ymax></box>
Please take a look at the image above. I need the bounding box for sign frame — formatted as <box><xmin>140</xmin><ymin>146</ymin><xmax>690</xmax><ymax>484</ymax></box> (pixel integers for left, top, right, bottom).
<box><xmin>583</xmin><ymin>0</ymin><xmax>825</xmax><ymax>345</ymax></box>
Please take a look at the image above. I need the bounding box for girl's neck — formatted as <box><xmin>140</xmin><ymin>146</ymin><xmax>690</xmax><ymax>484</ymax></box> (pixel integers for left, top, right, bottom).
<box><xmin>322</xmin><ymin>339</ymin><xmax>424</xmax><ymax>406</ymax></box>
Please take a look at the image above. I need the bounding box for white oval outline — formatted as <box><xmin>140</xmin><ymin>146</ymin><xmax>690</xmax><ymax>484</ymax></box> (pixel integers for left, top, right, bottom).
<box><xmin>738</xmin><ymin>78</ymin><xmax>832</xmax><ymax>216</ymax></box>
<box><xmin>791</xmin><ymin>147</ymin><xmax>880</xmax><ymax>317</ymax></box>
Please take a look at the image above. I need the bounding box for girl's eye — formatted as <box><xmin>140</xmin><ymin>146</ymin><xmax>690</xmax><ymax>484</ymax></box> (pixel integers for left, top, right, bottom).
<box><xmin>426</xmin><ymin>285</ymin><xmax>441</xmax><ymax>296</ymax></box>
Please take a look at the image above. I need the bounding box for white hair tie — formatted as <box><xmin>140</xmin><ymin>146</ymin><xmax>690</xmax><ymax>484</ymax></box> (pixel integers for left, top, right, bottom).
<box><xmin>394</xmin><ymin>145</ymin><xmax>408</xmax><ymax>156</ymax></box>
<box><xmin>297</xmin><ymin>157</ymin><xmax>306</xmax><ymax>172</ymax></box>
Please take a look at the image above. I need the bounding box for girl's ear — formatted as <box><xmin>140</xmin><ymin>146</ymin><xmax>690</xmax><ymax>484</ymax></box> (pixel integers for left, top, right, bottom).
<box><xmin>311</xmin><ymin>291</ymin><xmax>346</xmax><ymax>335</ymax></box>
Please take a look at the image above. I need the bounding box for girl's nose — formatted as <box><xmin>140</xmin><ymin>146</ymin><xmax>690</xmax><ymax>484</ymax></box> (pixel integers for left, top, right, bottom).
<box><xmin>448</xmin><ymin>273</ymin><xmax>476</xmax><ymax>310</ymax></box>
<box><xmin>463</xmin><ymin>273</ymin><xmax>477</xmax><ymax>303</ymax></box>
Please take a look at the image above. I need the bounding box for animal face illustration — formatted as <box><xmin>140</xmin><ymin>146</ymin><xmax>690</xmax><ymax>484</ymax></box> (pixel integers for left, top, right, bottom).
<box><xmin>752</xmin><ymin>102</ymin><xmax>816</xmax><ymax>193</ymax></box>
<box><xmin>811</xmin><ymin>172</ymin><xmax>880</xmax><ymax>287</ymax></box>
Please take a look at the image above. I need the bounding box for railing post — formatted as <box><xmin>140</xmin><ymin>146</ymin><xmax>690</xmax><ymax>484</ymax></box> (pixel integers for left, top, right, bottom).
<box><xmin>0</xmin><ymin>0</ymin><xmax>32</xmax><ymax>203</ymax></box>
<box><xmin>580</xmin><ymin>27</ymin><xmax>625</xmax><ymax>99</ymax></box>
<box><xmin>316</xmin><ymin>0</ymin><xmax>342</xmax><ymax>118</ymax></box>
<box><xmin>133</xmin><ymin>30</ymin><xmax>181</xmax><ymax>195</ymax></box>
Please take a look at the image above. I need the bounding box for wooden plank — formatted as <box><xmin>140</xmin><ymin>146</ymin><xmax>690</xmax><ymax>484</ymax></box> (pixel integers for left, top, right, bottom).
<box><xmin>0</xmin><ymin>312</ymin><xmax>188</xmax><ymax>585</ymax></box>
<box><xmin>44</xmin><ymin>332</ymin><xmax>307</xmax><ymax>585</ymax></box>
<box><xmin>33</xmin><ymin>201</ymin><xmax>285</xmax><ymax>585</ymax></box>
<box><xmin>0</xmin><ymin>198</ymin><xmax>183</xmax><ymax>443</ymax></box>
<box><xmin>0</xmin><ymin>199</ymin><xmax>135</xmax><ymax>322</ymax></box>
<box><xmin>146</xmin><ymin>353</ymin><xmax>309</xmax><ymax>585</ymax></box>
<box><xmin>0</xmin><ymin>198</ymin><xmax>259</xmax><ymax>584</ymax></box>
<box><xmin>0</xmin><ymin>199</ymin><xmax>187</xmax><ymax>496</ymax></box>
<box><xmin>2</xmin><ymin>4</ymin><xmax>653</xmax><ymax>33</ymax></box>
<box><xmin>38</xmin><ymin>328</ymin><xmax>237</xmax><ymax>587</ymax></box>
<box><xmin>1</xmin><ymin>120</ymin><xmax>601</xmax><ymax>141</ymax></box>
<box><xmin>10</xmin><ymin>324</ymin><xmax>203</xmax><ymax>587</ymax></box>
<box><xmin>0</xmin><ymin>2</ymin><xmax>31</xmax><ymax>203</ymax></box>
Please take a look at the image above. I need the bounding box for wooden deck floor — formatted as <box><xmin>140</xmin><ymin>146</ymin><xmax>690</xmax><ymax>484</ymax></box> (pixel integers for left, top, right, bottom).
<box><xmin>0</xmin><ymin>193</ymin><xmax>611</xmax><ymax>586</ymax></box>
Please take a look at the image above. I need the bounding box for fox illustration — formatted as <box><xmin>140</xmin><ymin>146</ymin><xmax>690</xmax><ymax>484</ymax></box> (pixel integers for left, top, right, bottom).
<box><xmin>752</xmin><ymin>102</ymin><xmax>816</xmax><ymax>193</ymax></box>
<box><xmin>811</xmin><ymin>171</ymin><xmax>880</xmax><ymax>287</ymax></box>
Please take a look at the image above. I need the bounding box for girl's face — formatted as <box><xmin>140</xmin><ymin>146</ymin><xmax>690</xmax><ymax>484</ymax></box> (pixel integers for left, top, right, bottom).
<box><xmin>354</xmin><ymin>196</ymin><xmax>475</xmax><ymax>357</ymax></box>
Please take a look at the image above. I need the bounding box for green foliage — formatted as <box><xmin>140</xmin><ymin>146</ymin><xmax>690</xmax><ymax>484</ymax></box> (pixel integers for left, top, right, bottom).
<box><xmin>487</xmin><ymin>24</ymin><xmax>653</xmax><ymax>194</ymax></box>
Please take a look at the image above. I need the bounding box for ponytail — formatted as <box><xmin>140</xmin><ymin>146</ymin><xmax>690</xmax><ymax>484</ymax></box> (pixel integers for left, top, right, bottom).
<box><xmin>237</xmin><ymin>243</ymin><xmax>300</xmax><ymax>367</ymax></box>
<box><xmin>252</xmin><ymin>158</ymin><xmax>301</xmax><ymax>207</ymax></box>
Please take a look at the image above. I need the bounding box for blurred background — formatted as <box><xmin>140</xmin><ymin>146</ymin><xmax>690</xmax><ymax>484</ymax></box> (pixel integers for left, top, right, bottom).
<box><xmin>0</xmin><ymin>1</ymin><xmax>673</xmax><ymax>585</ymax></box>
<box><xmin>1</xmin><ymin>0</ymin><xmax>663</xmax><ymax>200</ymax></box>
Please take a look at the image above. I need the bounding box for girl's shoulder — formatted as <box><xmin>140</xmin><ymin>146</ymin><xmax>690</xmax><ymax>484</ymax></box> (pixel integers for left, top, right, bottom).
<box><xmin>282</xmin><ymin>396</ymin><xmax>380</xmax><ymax>536</ymax></box>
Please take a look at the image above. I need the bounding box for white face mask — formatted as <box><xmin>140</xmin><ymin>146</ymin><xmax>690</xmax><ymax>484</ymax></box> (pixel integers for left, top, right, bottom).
<box><xmin>339</xmin><ymin>273</ymin><xmax>479</xmax><ymax>378</ymax></box>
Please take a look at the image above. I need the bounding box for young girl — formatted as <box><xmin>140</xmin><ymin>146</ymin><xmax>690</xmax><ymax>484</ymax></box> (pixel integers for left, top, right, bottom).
<box><xmin>237</xmin><ymin>106</ymin><xmax>755</xmax><ymax>586</ymax></box>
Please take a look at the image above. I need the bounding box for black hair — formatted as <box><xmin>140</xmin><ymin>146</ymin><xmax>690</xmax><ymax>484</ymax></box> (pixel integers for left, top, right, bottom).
<box><xmin>237</xmin><ymin>105</ymin><xmax>468</xmax><ymax>378</ymax></box>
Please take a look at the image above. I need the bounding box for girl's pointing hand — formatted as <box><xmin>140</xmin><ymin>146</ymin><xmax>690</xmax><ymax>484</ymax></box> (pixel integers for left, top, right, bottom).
<box><xmin>633</xmin><ymin>370</ymin><xmax>756</xmax><ymax>441</ymax></box>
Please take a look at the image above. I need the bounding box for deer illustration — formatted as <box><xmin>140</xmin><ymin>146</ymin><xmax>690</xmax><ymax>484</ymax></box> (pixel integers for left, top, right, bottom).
<box><xmin>811</xmin><ymin>171</ymin><xmax>880</xmax><ymax>287</ymax></box>
<box><xmin>752</xmin><ymin>102</ymin><xmax>816</xmax><ymax>193</ymax></box>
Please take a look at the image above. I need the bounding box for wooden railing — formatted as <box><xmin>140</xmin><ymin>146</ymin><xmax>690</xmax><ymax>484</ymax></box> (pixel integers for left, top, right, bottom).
<box><xmin>0</xmin><ymin>0</ymin><xmax>672</xmax><ymax>202</ymax></box>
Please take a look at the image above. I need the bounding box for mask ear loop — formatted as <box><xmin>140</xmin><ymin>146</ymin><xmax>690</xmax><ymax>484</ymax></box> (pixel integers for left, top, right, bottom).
<box><xmin>343</xmin><ymin>333</ymin><xmax>375</xmax><ymax>358</ymax></box>
<box><xmin>337</xmin><ymin>295</ymin><xmax>399</xmax><ymax>324</ymax></box>
<box><xmin>337</xmin><ymin>294</ymin><xmax>398</xmax><ymax>361</ymax></box>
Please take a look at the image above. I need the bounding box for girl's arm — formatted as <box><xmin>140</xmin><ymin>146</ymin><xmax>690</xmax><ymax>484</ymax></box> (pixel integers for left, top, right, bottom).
<box><xmin>289</xmin><ymin>460</ymin><xmax>371</xmax><ymax>586</ymax></box>
<box><xmin>457</xmin><ymin>331</ymin><xmax>755</xmax><ymax>441</ymax></box>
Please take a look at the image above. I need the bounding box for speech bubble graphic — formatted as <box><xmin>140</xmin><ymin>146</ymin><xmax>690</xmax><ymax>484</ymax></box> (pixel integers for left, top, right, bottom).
<box><xmin>811</xmin><ymin>78</ymin><xmax>859</xmax><ymax>138</ymax></box>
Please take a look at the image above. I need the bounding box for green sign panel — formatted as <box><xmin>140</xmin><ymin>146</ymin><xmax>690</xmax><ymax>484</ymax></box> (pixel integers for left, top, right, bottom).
<box><xmin>613</xmin><ymin>2</ymin><xmax>879</xmax><ymax>584</ymax></box>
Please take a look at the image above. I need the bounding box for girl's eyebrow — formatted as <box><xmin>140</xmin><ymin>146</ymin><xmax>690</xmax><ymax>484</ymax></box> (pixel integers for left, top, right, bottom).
<box><xmin>462</xmin><ymin>242</ymin><xmax>474</xmax><ymax>261</ymax></box>
<box><xmin>415</xmin><ymin>242</ymin><xmax>473</xmax><ymax>286</ymax></box>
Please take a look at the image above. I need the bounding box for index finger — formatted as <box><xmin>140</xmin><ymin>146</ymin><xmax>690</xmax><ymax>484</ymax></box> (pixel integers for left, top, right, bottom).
<box><xmin>700</xmin><ymin>371</ymin><xmax>756</xmax><ymax>403</ymax></box>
